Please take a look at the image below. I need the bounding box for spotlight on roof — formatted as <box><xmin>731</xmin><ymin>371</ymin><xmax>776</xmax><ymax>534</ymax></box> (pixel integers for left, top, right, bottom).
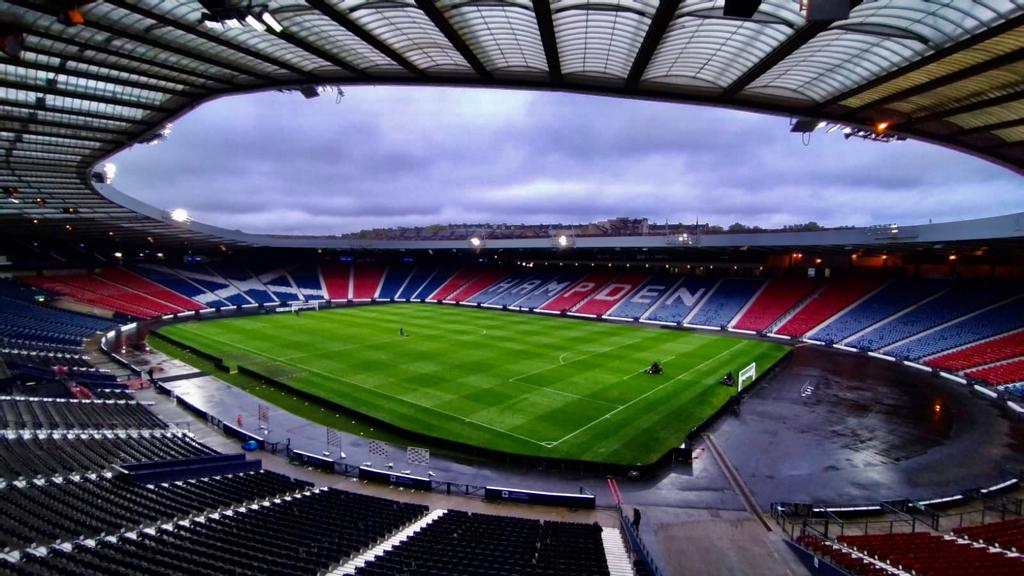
<box><xmin>289</xmin><ymin>84</ymin><xmax>344</xmax><ymax>99</ymax></box>
<box><xmin>874</xmin><ymin>121</ymin><xmax>891</xmax><ymax>133</ymax></box>
<box><xmin>90</xmin><ymin>163</ymin><xmax>116</xmax><ymax>183</ymax></box>
<box><xmin>169</xmin><ymin>208</ymin><xmax>191</xmax><ymax>223</ymax></box>
<box><xmin>468</xmin><ymin>237</ymin><xmax>482</xmax><ymax>248</ymax></box>
<box><xmin>199</xmin><ymin>1</ymin><xmax>281</xmax><ymax>33</ymax></box>
<box><xmin>113</xmin><ymin>252</ymin><xmax>123</xmax><ymax>259</ymax></box>
<box><xmin>137</xmin><ymin>123</ymin><xmax>173</xmax><ymax>146</ymax></box>
<box><xmin>550</xmin><ymin>231</ymin><xmax>575</xmax><ymax>249</ymax></box>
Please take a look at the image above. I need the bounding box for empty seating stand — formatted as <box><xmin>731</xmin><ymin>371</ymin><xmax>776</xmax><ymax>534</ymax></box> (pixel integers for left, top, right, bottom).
<box><xmin>689</xmin><ymin>278</ymin><xmax>764</xmax><ymax>328</ymax></box>
<box><xmin>953</xmin><ymin>517</ymin><xmax>1024</xmax><ymax>553</ymax></box>
<box><xmin>352</xmin><ymin>265</ymin><xmax>387</xmax><ymax>300</ymax></box>
<box><xmin>886</xmin><ymin>298</ymin><xmax>1024</xmax><ymax>361</ymax></box>
<box><xmin>131</xmin><ymin>265</ymin><xmax>229</xmax><ymax>309</ymax></box>
<box><xmin>428</xmin><ymin>269</ymin><xmax>482</xmax><ymax>302</ymax></box>
<box><xmin>809</xmin><ymin>279</ymin><xmax>948</xmax><ymax>345</ymax></box>
<box><xmin>0</xmin><ymin>433</ymin><xmax>217</xmax><ymax>481</ymax></box>
<box><xmin>0</xmin><ymin>398</ymin><xmax>165</xmax><ymax>431</ymax></box>
<box><xmin>6</xmin><ymin>487</ymin><xmax>426</xmax><ymax>576</ymax></box>
<box><xmin>0</xmin><ymin>470</ymin><xmax>311</xmax><ymax>552</ymax></box>
<box><xmin>927</xmin><ymin>330</ymin><xmax>1024</xmax><ymax>372</ymax></box>
<box><xmin>775</xmin><ymin>277</ymin><xmax>884</xmax><ymax>337</ymax></box>
<box><xmin>99</xmin><ymin>267</ymin><xmax>203</xmax><ymax>312</ymax></box>
<box><xmin>967</xmin><ymin>358</ymin><xmax>1024</xmax><ymax>386</ymax></box>
<box><xmin>539</xmin><ymin>271</ymin><xmax>615</xmax><ymax>312</ymax></box>
<box><xmin>20</xmin><ymin>275</ymin><xmax>175</xmax><ymax>318</ymax></box>
<box><xmin>355</xmin><ymin>510</ymin><xmax>610</xmax><ymax>576</ymax></box>
<box><xmin>838</xmin><ymin>531</ymin><xmax>1024</xmax><ymax>576</ymax></box>
<box><xmin>322</xmin><ymin>262</ymin><xmax>352</xmax><ymax>300</ymax></box>
<box><xmin>733</xmin><ymin>277</ymin><xmax>818</xmax><ymax>332</ymax></box>
<box><xmin>849</xmin><ymin>285</ymin><xmax>1017</xmax><ymax>352</ymax></box>
<box><xmin>376</xmin><ymin>265</ymin><xmax>415</xmax><ymax>300</ymax></box>
<box><xmin>644</xmin><ymin>277</ymin><xmax>716</xmax><ymax>324</ymax></box>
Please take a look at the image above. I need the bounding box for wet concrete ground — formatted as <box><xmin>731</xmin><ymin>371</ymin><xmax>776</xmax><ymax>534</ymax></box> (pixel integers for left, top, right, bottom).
<box><xmin>712</xmin><ymin>345</ymin><xmax>1024</xmax><ymax>506</ymax></box>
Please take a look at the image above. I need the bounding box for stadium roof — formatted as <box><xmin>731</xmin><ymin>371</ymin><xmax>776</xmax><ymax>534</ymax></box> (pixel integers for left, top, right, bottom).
<box><xmin>1</xmin><ymin>0</ymin><xmax>1022</xmax><ymax>249</ymax></box>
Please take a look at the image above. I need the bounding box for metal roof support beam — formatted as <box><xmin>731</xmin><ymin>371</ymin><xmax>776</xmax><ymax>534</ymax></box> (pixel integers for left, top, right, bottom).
<box><xmin>0</xmin><ymin>125</ymin><xmax>120</xmax><ymax>145</ymax></box>
<box><xmin>104</xmin><ymin>0</ymin><xmax>316</xmax><ymax>81</ymax></box>
<box><xmin>6</xmin><ymin>53</ymin><xmax>201</xmax><ymax>98</ymax></box>
<box><xmin>818</xmin><ymin>14</ymin><xmax>1024</xmax><ymax>109</ymax></box>
<box><xmin>0</xmin><ymin>77</ymin><xmax>168</xmax><ymax>113</ymax></box>
<box><xmin>626</xmin><ymin>1</ymin><xmax>680</xmax><ymax>90</ymax></box>
<box><xmin>24</xmin><ymin>29</ymin><xmax>232</xmax><ymax>89</ymax></box>
<box><xmin>955</xmin><ymin>117</ymin><xmax>1024</xmax><ymax>137</ymax></box>
<box><xmin>0</xmin><ymin>112</ymin><xmax>131</xmax><ymax>137</ymax></box>
<box><xmin>0</xmin><ymin>139</ymin><xmax>100</xmax><ymax>156</ymax></box>
<box><xmin>267</xmin><ymin>28</ymin><xmax>368</xmax><ymax>78</ymax></box>
<box><xmin>0</xmin><ymin>98</ymin><xmax>137</xmax><ymax>125</ymax></box>
<box><xmin>531</xmin><ymin>0</ymin><xmax>561</xmax><ymax>83</ymax></box>
<box><xmin>306</xmin><ymin>0</ymin><xmax>424</xmax><ymax>77</ymax></box>
<box><xmin>414</xmin><ymin>1</ymin><xmax>491</xmax><ymax>79</ymax></box>
<box><xmin>899</xmin><ymin>91</ymin><xmax>1024</xmax><ymax>128</ymax></box>
<box><xmin>721</xmin><ymin>21</ymin><xmax>831</xmax><ymax>98</ymax></box>
<box><xmin>845</xmin><ymin>48</ymin><xmax>1024</xmax><ymax>114</ymax></box>
<box><xmin>5</xmin><ymin>0</ymin><xmax>271</xmax><ymax>83</ymax></box>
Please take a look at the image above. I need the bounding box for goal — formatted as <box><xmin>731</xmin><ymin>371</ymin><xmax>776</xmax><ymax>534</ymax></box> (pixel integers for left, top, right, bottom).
<box><xmin>278</xmin><ymin>301</ymin><xmax>320</xmax><ymax>313</ymax></box>
<box><xmin>738</xmin><ymin>362</ymin><xmax>756</xmax><ymax>392</ymax></box>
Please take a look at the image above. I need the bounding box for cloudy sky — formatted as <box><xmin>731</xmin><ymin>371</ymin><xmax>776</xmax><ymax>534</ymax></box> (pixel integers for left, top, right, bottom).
<box><xmin>112</xmin><ymin>87</ymin><xmax>1022</xmax><ymax>236</ymax></box>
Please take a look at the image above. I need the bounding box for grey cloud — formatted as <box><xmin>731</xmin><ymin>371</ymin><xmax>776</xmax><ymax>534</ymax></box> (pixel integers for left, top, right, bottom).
<box><xmin>112</xmin><ymin>86</ymin><xmax>1022</xmax><ymax>236</ymax></box>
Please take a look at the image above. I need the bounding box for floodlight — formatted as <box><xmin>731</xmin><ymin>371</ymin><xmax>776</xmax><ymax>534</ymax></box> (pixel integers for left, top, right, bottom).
<box><xmin>260</xmin><ymin>10</ymin><xmax>283</xmax><ymax>32</ymax></box>
<box><xmin>113</xmin><ymin>252</ymin><xmax>123</xmax><ymax>259</ymax></box>
<box><xmin>244</xmin><ymin>14</ymin><xmax>266</xmax><ymax>31</ymax></box>
<box><xmin>557</xmin><ymin>235</ymin><xmax>568</xmax><ymax>247</ymax></box>
<box><xmin>469</xmin><ymin>237</ymin><xmax>482</xmax><ymax>248</ymax></box>
<box><xmin>170</xmin><ymin>208</ymin><xmax>190</xmax><ymax>223</ymax></box>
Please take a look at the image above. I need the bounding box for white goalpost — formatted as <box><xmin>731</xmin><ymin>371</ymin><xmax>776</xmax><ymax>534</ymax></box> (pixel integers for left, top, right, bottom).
<box><xmin>278</xmin><ymin>301</ymin><xmax>320</xmax><ymax>313</ymax></box>
<box><xmin>738</xmin><ymin>362</ymin><xmax>757</xmax><ymax>392</ymax></box>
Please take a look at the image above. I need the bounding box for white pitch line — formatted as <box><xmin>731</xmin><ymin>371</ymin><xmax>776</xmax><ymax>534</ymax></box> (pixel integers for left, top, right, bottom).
<box><xmin>510</xmin><ymin>335</ymin><xmax>654</xmax><ymax>383</ymax></box>
<box><xmin>546</xmin><ymin>341</ymin><xmax>748</xmax><ymax>447</ymax></box>
<box><xmin>170</xmin><ymin>327</ymin><xmax>549</xmax><ymax>447</ymax></box>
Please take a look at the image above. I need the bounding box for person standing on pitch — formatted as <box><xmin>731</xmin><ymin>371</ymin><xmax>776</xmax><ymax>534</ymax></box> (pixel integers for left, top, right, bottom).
<box><xmin>399</xmin><ymin>326</ymin><xmax>407</xmax><ymax>337</ymax></box>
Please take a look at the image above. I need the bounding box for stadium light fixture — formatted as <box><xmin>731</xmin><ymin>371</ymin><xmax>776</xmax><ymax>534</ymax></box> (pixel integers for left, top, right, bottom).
<box><xmin>113</xmin><ymin>252</ymin><xmax>122</xmax><ymax>259</ymax></box>
<box><xmin>244</xmin><ymin>13</ymin><xmax>265</xmax><ymax>31</ymax></box>
<box><xmin>875</xmin><ymin>121</ymin><xmax>891</xmax><ymax>133</ymax></box>
<box><xmin>137</xmin><ymin>123</ymin><xmax>173</xmax><ymax>146</ymax></box>
<box><xmin>469</xmin><ymin>237</ymin><xmax>482</xmax><ymax>248</ymax></box>
<box><xmin>169</xmin><ymin>208</ymin><xmax>191</xmax><ymax>223</ymax></box>
<box><xmin>258</xmin><ymin>8</ymin><xmax>283</xmax><ymax>32</ymax></box>
<box><xmin>199</xmin><ymin>2</ymin><xmax>281</xmax><ymax>33</ymax></box>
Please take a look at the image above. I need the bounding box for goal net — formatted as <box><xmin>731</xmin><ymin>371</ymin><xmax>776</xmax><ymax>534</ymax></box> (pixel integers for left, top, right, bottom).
<box><xmin>278</xmin><ymin>301</ymin><xmax>320</xmax><ymax>313</ymax></box>
<box><xmin>738</xmin><ymin>362</ymin><xmax>756</xmax><ymax>392</ymax></box>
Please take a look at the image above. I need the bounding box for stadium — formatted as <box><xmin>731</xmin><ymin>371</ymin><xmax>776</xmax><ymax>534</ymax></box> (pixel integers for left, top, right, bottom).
<box><xmin>1</xmin><ymin>1</ymin><xmax>1024</xmax><ymax>575</ymax></box>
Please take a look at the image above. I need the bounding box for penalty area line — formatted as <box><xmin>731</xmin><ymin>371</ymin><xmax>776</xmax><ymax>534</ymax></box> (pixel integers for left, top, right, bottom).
<box><xmin>180</xmin><ymin>329</ymin><xmax>550</xmax><ymax>447</ymax></box>
<box><xmin>545</xmin><ymin>340</ymin><xmax>748</xmax><ymax>448</ymax></box>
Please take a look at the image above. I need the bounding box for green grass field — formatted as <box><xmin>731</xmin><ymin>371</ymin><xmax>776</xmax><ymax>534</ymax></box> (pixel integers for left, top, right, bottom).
<box><xmin>157</xmin><ymin>304</ymin><xmax>790</xmax><ymax>465</ymax></box>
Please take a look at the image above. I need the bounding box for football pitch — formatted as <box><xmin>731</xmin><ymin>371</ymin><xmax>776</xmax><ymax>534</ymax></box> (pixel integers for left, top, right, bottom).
<box><xmin>157</xmin><ymin>304</ymin><xmax>790</xmax><ymax>465</ymax></box>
